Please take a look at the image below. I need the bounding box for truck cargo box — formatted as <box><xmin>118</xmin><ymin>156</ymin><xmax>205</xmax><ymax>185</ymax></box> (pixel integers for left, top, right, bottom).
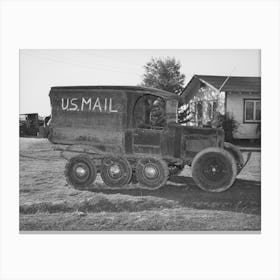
<box><xmin>49</xmin><ymin>86</ymin><xmax>128</xmax><ymax>151</ymax></box>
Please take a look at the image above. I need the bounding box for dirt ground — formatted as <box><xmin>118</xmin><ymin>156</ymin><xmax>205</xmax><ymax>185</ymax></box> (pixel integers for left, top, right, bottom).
<box><xmin>19</xmin><ymin>138</ymin><xmax>261</xmax><ymax>231</ymax></box>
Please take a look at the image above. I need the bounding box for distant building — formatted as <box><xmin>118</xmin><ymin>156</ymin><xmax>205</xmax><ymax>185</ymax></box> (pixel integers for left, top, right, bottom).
<box><xmin>19</xmin><ymin>113</ymin><xmax>47</xmax><ymax>137</ymax></box>
<box><xmin>180</xmin><ymin>75</ymin><xmax>261</xmax><ymax>140</ymax></box>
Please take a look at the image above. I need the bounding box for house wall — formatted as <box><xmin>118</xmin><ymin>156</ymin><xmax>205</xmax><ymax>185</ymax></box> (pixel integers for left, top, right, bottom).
<box><xmin>186</xmin><ymin>86</ymin><xmax>225</xmax><ymax>126</ymax></box>
<box><xmin>226</xmin><ymin>92</ymin><xmax>261</xmax><ymax>139</ymax></box>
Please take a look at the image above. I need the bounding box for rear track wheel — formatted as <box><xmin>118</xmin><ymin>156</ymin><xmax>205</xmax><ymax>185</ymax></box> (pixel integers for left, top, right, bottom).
<box><xmin>64</xmin><ymin>154</ymin><xmax>97</xmax><ymax>189</ymax></box>
<box><xmin>135</xmin><ymin>157</ymin><xmax>169</xmax><ymax>190</ymax></box>
<box><xmin>101</xmin><ymin>156</ymin><xmax>132</xmax><ymax>187</ymax></box>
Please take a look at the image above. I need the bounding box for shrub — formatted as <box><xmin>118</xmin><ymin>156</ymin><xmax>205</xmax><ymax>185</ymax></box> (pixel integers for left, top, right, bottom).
<box><xmin>212</xmin><ymin>112</ymin><xmax>239</xmax><ymax>142</ymax></box>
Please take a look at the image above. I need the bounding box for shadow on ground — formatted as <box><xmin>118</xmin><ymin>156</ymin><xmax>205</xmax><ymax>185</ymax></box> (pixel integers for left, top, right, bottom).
<box><xmin>85</xmin><ymin>176</ymin><xmax>261</xmax><ymax>215</ymax></box>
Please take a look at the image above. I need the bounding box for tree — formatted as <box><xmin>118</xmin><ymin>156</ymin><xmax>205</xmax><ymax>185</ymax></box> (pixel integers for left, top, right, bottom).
<box><xmin>141</xmin><ymin>57</ymin><xmax>185</xmax><ymax>94</ymax></box>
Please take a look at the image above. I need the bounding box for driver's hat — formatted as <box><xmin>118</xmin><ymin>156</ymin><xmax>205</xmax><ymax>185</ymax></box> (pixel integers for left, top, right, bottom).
<box><xmin>152</xmin><ymin>98</ymin><xmax>164</xmax><ymax>107</ymax></box>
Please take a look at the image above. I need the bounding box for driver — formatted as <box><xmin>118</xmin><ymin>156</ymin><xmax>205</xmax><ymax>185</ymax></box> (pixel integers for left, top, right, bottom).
<box><xmin>150</xmin><ymin>98</ymin><xmax>166</xmax><ymax>127</ymax></box>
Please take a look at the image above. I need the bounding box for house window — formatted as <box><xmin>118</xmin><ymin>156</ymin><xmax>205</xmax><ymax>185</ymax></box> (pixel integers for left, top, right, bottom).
<box><xmin>196</xmin><ymin>102</ymin><xmax>203</xmax><ymax>119</ymax></box>
<box><xmin>188</xmin><ymin>100</ymin><xmax>218</xmax><ymax>126</ymax></box>
<box><xmin>207</xmin><ymin>101</ymin><xmax>218</xmax><ymax>119</ymax></box>
<box><xmin>244</xmin><ymin>99</ymin><xmax>261</xmax><ymax>122</ymax></box>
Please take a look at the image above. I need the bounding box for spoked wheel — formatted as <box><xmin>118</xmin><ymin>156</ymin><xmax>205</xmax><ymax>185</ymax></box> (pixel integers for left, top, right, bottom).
<box><xmin>191</xmin><ymin>147</ymin><xmax>237</xmax><ymax>192</ymax></box>
<box><xmin>135</xmin><ymin>157</ymin><xmax>169</xmax><ymax>190</ymax></box>
<box><xmin>101</xmin><ymin>156</ymin><xmax>132</xmax><ymax>187</ymax></box>
<box><xmin>65</xmin><ymin>154</ymin><xmax>97</xmax><ymax>189</ymax></box>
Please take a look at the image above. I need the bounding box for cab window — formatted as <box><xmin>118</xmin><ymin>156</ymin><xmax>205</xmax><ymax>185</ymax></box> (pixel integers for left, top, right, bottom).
<box><xmin>133</xmin><ymin>95</ymin><xmax>166</xmax><ymax>129</ymax></box>
<box><xmin>166</xmin><ymin>99</ymin><xmax>178</xmax><ymax>124</ymax></box>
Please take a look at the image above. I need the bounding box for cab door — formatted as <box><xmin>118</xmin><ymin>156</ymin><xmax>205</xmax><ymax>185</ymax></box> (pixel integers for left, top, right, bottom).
<box><xmin>132</xmin><ymin>127</ymin><xmax>163</xmax><ymax>155</ymax></box>
<box><xmin>130</xmin><ymin>94</ymin><xmax>166</xmax><ymax>155</ymax></box>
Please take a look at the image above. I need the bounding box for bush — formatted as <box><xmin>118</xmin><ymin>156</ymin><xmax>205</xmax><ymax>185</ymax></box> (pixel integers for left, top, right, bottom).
<box><xmin>212</xmin><ymin>113</ymin><xmax>239</xmax><ymax>142</ymax></box>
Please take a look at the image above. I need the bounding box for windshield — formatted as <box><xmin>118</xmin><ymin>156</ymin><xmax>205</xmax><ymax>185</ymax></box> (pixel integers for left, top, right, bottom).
<box><xmin>166</xmin><ymin>99</ymin><xmax>178</xmax><ymax>124</ymax></box>
<box><xmin>133</xmin><ymin>95</ymin><xmax>178</xmax><ymax>129</ymax></box>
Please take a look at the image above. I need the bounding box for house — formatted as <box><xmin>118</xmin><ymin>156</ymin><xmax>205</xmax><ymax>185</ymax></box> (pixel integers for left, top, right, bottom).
<box><xmin>180</xmin><ymin>75</ymin><xmax>261</xmax><ymax>141</ymax></box>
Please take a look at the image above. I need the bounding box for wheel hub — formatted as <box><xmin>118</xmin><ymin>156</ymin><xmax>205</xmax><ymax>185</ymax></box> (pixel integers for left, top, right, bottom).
<box><xmin>109</xmin><ymin>164</ymin><xmax>122</xmax><ymax>178</ymax></box>
<box><xmin>211</xmin><ymin>166</ymin><xmax>217</xmax><ymax>174</ymax></box>
<box><xmin>203</xmin><ymin>161</ymin><xmax>223</xmax><ymax>180</ymax></box>
<box><xmin>75</xmin><ymin>166</ymin><xmax>87</xmax><ymax>177</ymax></box>
<box><xmin>144</xmin><ymin>165</ymin><xmax>158</xmax><ymax>179</ymax></box>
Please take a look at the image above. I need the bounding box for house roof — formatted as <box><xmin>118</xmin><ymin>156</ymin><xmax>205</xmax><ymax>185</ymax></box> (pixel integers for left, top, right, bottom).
<box><xmin>180</xmin><ymin>75</ymin><xmax>261</xmax><ymax>103</ymax></box>
<box><xmin>193</xmin><ymin>75</ymin><xmax>261</xmax><ymax>92</ymax></box>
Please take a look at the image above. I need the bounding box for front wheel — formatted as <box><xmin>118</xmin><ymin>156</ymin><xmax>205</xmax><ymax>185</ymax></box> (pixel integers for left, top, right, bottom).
<box><xmin>191</xmin><ymin>147</ymin><xmax>237</xmax><ymax>192</ymax></box>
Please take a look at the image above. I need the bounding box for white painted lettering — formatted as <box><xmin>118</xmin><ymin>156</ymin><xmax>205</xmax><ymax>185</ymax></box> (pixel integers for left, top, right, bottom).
<box><xmin>81</xmin><ymin>97</ymin><xmax>91</xmax><ymax>111</ymax></box>
<box><xmin>109</xmin><ymin>98</ymin><xmax>118</xmax><ymax>112</ymax></box>
<box><xmin>61</xmin><ymin>98</ymin><xmax>69</xmax><ymax>110</ymax></box>
<box><xmin>69</xmin><ymin>98</ymin><xmax>78</xmax><ymax>111</ymax></box>
<box><xmin>92</xmin><ymin>97</ymin><xmax>102</xmax><ymax>112</ymax></box>
<box><xmin>61</xmin><ymin>97</ymin><xmax>119</xmax><ymax>113</ymax></box>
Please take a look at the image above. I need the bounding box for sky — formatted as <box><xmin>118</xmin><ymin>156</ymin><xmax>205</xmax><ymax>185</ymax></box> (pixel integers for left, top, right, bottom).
<box><xmin>20</xmin><ymin>49</ymin><xmax>261</xmax><ymax>116</ymax></box>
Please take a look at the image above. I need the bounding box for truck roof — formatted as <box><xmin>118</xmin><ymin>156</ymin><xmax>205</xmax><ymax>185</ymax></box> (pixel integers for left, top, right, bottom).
<box><xmin>50</xmin><ymin>85</ymin><xmax>179</xmax><ymax>100</ymax></box>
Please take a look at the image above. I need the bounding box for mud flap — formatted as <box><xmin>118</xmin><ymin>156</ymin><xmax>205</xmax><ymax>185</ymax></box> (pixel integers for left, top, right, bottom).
<box><xmin>238</xmin><ymin>152</ymin><xmax>252</xmax><ymax>173</ymax></box>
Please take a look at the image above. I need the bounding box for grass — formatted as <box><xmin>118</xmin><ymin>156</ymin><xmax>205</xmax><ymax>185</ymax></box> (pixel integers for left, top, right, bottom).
<box><xmin>19</xmin><ymin>138</ymin><xmax>261</xmax><ymax>231</ymax></box>
<box><xmin>20</xmin><ymin>208</ymin><xmax>260</xmax><ymax>231</ymax></box>
<box><xmin>20</xmin><ymin>193</ymin><xmax>179</xmax><ymax>214</ymax></box>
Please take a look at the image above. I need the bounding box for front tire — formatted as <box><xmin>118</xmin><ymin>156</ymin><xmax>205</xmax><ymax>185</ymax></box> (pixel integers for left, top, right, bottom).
<box><xmin>191</xmin><ymin>147</ymin><xmax>237</xmax><ymax>192</ymax></box>
<box><xmin>65</xmin><ymin>154</ymin><xmax>97</xmax><ymax>189</ymax></box>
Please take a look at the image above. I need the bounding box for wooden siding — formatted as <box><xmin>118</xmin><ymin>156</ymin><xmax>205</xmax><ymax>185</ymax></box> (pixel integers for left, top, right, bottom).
<box><xmin>226</xmin><ymin>92</ymin><xmax>261</xmax><ymax>139</ymax></box>
<box><xmin>181</xmin><ymin>126</ymin><xmax>222</xmax><ymax>157</ymax></box>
